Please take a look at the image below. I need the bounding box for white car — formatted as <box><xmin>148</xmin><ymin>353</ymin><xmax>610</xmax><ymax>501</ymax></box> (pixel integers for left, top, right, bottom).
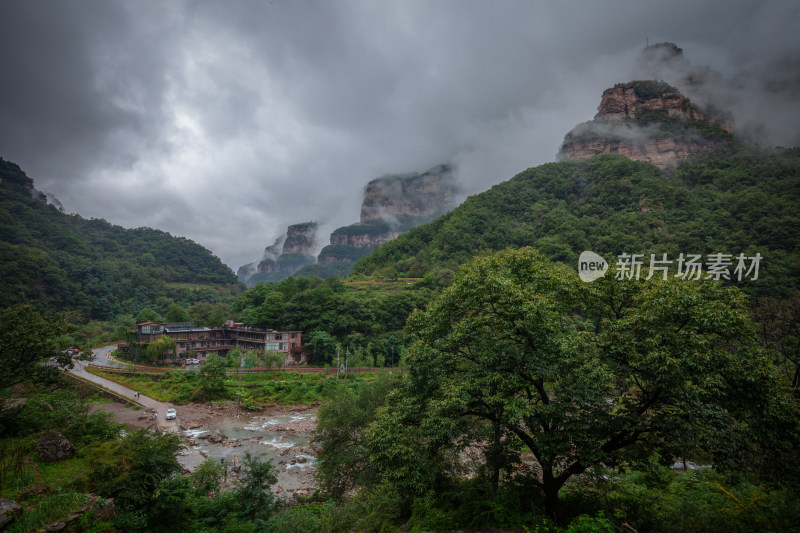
<box><xmin>165</xmin><ymin>408</ymin><xmax>177</xmax><ymax>420</ymax></box>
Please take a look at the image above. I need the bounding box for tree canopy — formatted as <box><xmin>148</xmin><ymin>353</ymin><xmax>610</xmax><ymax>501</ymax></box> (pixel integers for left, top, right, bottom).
<box><xmin>354</xmin><ymin>148</ymin><xmax>800</xmax><ymax>300</ymax></box>
<box><xmin>367</xmin><ymin>248</ymin><xmax>798</xmax><ymax>522</ymax></box>
<box><xmin>0</xmin><ymin>157</ymin><xmax>240</xmax><ymax>321</ymax></box>
<box><xmin>0</xmin><ymin>304</ymin><xmax>73</xmax><ymax>388</ymax></box>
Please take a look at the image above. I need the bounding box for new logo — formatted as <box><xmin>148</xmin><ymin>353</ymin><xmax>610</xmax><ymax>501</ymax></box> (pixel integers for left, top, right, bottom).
<box><xmin>578</xmin><ymin>251</ymin><xmax>608</xmax><ymax>282</ymax></box>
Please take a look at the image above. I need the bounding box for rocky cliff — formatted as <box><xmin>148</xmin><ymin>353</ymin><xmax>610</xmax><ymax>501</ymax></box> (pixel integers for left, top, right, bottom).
<box><xmin>360</xmin><ymin>164</ymin><xmax>457</xmax><ymax>222</ymax></box>
<box><xmin>239</xmin><ymin>165</ymin><xmax>459</xmax><ymax>283</ymax></box>
<box><xmin>281</xmin><ymin>222</ymin><xmax>318</xmax><ymax>255</ymax></box>
<box><xmin>237</xmin><ymin>222</ymin><xmax>318</xmax><ymax>286</ymax></box>
<box><xmin>315</xmin><ymin>165</ymin><xmax>459</xmax><ymax>268</ymax></box>
<box><xmin>558</xmin><ymin>80</ymin><xmax>734</xmax><ymax>169</ymax></box>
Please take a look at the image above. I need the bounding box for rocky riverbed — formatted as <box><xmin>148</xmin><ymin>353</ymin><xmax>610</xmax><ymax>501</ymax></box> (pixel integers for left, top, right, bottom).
<box><xmin>93</xmin><ymin>399</ymin><xmax>320</xmax><ymax>501</ymax></box>
<box><xmin>175</xmin><ymin>403</ymin><xmax>319</xmax><ymax>500</ymax></box>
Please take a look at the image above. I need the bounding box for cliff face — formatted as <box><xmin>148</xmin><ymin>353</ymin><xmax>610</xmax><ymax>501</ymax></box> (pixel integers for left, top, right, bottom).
<box><xmin>560</xmin><ymin>135</ymin><xmax>716</xmax><ymax>170</ymax></box>
<box><xmin>237</xmin><ymin>222</ymin><xmax>318</xmax><ymax>286</ymax></box>
<box><xmin>282</xmin><ymin>222</ymin><xmax>318</xmax><ymax>255</ymax></box>
<box><xmin>360</xmin><ymin>164</ymin><xmax>458</xmax><ymax>223</ymax></box>
<box><xmin>316</xmin><ymin>164</ymin><xmax>459</xmax><ymax>267</ymax></box>
<box><xmin>558</xmin><ymin>80</ymin><xmax>734</xmax><ymax>169</ymax></box>
<box><xmin>329</xmin><ymin>231</ymin><xmax>400</xmax><ymax>248</ymax></box>
<box><xmin>594</xmin><ymin>83</ymin><xmax>722</xmax><ymax>124</ymax></box>
<box><xmin>239</xmin><ymin>165</ymin><xmax>460</xmax><ymax>282</ymax></box>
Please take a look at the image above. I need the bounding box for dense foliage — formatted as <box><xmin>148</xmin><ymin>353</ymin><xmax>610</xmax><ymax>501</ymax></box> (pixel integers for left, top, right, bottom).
<box><xmin>0</xmin><ymin>157</ymin><xmax>240</xmax><ymax>321</ymax></box>
<box><xmin>0</xmin><ymin>304</ymin><xmax>75</xmax><ymax>388</ymax></box>
<box><xmin>292</xmin><ymin>260</ymin><xmax>355</xmax><ymax>279</ymax></box>
<box><xmin>354</xmin><ymin>148</ymin><xmax>800</xmax><ymax>300</ymax></box>
<box><xmin>311</xmin><ymin>249</ymin><xmax>800</xmax><ymax>530</ymax></box>
<box><xmin>231</xmin><ymin>275</ymin><xmax>432</xmax><ymax>365</ymax></box>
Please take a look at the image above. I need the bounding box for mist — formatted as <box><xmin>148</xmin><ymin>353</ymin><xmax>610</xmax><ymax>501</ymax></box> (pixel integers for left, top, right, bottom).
<box><xmin>0</xmin><ymin>0</ymin><xmax>797</xmax><ymax>269</ymax></box>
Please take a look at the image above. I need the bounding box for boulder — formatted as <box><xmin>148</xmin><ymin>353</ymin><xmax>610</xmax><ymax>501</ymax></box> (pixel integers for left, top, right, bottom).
<box><xmin>0</xmin><ymin>498</ymin><xmax>21</xmax><ymax>530</ymax></box>
<box><xmin>207</xmin><ymin>430</ymin><xmax>226</xmax><ymax>444</ymax></box>
<box><xmin>36</xmin><ymin>433</ymin><xmax>76</xmax><ymax>463</ymax></box>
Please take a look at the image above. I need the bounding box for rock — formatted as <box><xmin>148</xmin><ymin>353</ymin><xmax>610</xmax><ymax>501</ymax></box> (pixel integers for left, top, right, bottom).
<box><xmin>0</xmin><ymin>498</ymin><xmax>21</xmax><ymax>530</ymax></box>
<box><xmin>93</xmin><ymin>499</ymin><xmax>115</xmax><ymax>522</ymax></box>
<box><xmin>558</xmin><ymin>80</ymin><xmax>733</xmax><ymax>170</ymax></box>
<box><xmin>295</xmin><ymin>456</ymin><xmax>307</xmax><ymax>464</ymax></box>
<box><xmin>207</xmin><ymin>430</ymin><xmax>226</xmax><ymax>444</ymax></box>
<box><xmin>197</xmin><ymin>434</ymin><xmax>209</xmax><ymax>439</ymax></box>
<box><xmin>275</xmin><ymin>487</ymin><xmax>283</xmax><ymax>494</ymax></box>
<box><xmin>43</xmin><ymin>521</ymin><xmax>66</xmax><ymax>531</ymax></box>
<box><xmin>188</xmin><ymin>421</ymin><xmax>202</xmax><ymax>429</ymax></box>
<box><xmin>36</xmin><ymin>433</ymin><xmax>76</xmax><ymax>463</ymax></box>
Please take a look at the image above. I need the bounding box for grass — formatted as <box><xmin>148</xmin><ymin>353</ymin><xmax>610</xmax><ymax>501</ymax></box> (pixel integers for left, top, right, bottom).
<box><xmin>37</xmin><ymin>441</ymin><xmax>121</xmax><ymax>494</ymax></box>
<box><xmin>86</xmin><ymin>366</ymin><xmax>389</xmax><ymax>406</ymax></box>
<box><xmin>6</xmin><ymin>490</ymin><xmax>91</xmax><ymax>533</ymax></box>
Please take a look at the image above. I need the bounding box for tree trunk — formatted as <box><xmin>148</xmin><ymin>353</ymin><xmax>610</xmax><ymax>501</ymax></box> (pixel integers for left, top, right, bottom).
<box><xmin>543</xmin><ymin>481</ymin><xmax>560</xmax><ymax>525</ymax></box>
<box><xmin>541</xmin><ymin>465</ymin><xmax>562</xmax><ymax>525</ymax></box>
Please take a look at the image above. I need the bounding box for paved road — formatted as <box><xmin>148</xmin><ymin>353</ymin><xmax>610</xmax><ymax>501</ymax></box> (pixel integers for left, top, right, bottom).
<box><xmin>88</xmin><ymin>344</ymin><xmax>128</xmax><ymax>368</ymax></box>
<box><xmin>69</xmin><ymin>346</ymin><xmax>180</xmax><ymax>432</ymax></box>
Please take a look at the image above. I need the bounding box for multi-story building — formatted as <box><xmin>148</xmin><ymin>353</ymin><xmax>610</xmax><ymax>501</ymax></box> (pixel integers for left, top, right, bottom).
<box><xmin>130</xmin><ymin>321</ymin><xmax>304</xmax><ymax>365</ymax></box>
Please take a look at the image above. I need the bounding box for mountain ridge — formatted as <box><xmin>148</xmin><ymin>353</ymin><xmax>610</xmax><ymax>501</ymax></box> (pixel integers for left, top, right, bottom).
<box><xmin>0</xmin><ymin>157</ymin><xmax>239</xmax><ymax>320</ymax></box>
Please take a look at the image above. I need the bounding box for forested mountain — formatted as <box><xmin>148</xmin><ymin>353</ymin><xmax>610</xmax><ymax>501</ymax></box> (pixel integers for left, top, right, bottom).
<box><xmin>0</xmin><ymin>158</ymin><xmax>239</xmax><ymax>320</ymax></box>
<box><xmin>354</xmin><ymin>146</ymin><xmax>800</xmax><ymax>299</ymax></box>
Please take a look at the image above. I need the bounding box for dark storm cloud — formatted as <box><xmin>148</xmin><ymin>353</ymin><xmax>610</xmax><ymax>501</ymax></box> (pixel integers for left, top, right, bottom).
<box><xmin>1</xmin><ymin>0</ymin><xmax>797</xmax><ymax>269</ymax></box>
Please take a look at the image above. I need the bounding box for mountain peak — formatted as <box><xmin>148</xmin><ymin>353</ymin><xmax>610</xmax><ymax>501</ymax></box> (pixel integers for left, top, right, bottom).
<box><xmin>558</xmin><ymin>80</ymin><xmax>735</xmax><ymax>169</ymax></box>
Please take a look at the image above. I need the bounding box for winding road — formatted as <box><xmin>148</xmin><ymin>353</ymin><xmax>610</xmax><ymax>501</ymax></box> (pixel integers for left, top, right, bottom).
<box><xmin>68</xmin><ymin>345</ymin><xmax>180</xmax><ymax>432</ymax></box>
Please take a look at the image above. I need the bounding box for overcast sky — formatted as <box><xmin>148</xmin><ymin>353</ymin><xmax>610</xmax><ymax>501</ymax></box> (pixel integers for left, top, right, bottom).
<box><xmin>1</xmin><ymin>1</ymin><xmax>798</xmax><ymax>270</ymax></box>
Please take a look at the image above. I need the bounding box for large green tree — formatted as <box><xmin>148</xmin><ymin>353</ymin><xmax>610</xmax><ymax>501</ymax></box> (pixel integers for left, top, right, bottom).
<box><xmin>199</xmin><ymin>354</ymin><xmax>227</xmax><ymax>399</ymax></box>
<box><xmin>146</xmin><ymin>335</ymin><xmax>176</xmax><ymax>365</ymax></box>
<box><xmin>367</xmin><ymin>248</ymin><xmax>797</xmax><ymax>523</ymax></box>
<box><xmin>0</xmin><ymin>304</ymin><xmax>72</xmax><ymax>388</ymax></box>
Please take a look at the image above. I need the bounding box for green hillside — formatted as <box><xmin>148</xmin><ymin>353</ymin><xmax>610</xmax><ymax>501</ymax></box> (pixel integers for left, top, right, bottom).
<box><xmin>354</xmin><ymin>146</ymin><xmax>800</xmax><ymax>299</ymax></box>
<box><xmin>0</xmin><ymin>158</ymin><xmax>239</xmax><ymax>320</ymax></box>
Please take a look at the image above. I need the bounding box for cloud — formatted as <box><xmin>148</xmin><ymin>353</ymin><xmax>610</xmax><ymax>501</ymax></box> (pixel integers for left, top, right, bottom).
<box><xmin>0</xmin><ymin>0</ymin><xmax>797</xmax><ymax>269</ymax></box>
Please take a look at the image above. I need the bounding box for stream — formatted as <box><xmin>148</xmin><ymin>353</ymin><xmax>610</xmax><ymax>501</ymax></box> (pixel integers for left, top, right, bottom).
<box><xmin>176</xmin><ymin>411</ymin><xmax>318</xmax><ymax>497</ymax></box>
